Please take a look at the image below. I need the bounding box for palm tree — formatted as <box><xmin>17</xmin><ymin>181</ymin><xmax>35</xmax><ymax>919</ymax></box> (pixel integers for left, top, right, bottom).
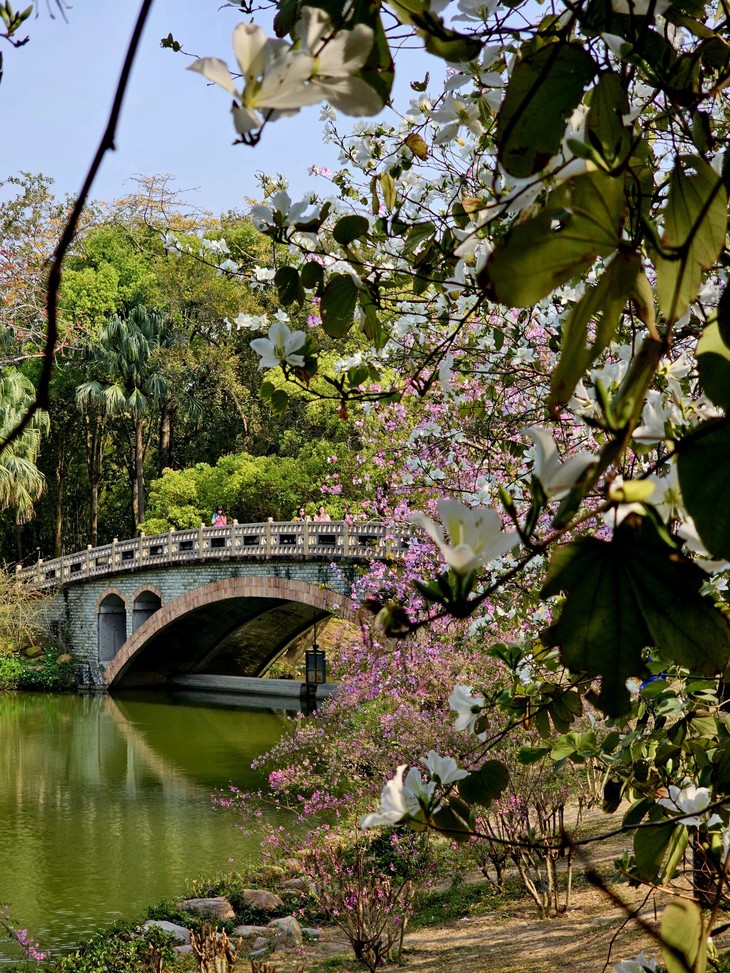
<box><xmin>0</xmin><ymin>369</ymin><xmax>49</xmax><ymax>559</ymax></box>
<box><xmin>77</xmin><ymin>305</ymin><xmax>169</xmax><ymax>537</ymax></box>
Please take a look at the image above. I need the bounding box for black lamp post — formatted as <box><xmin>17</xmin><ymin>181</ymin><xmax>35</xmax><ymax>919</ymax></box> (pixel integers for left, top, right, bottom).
<box><xmin>305</xmin><ymin>619</ymin><xmax>327</xmax><ymax>684</ymax></box>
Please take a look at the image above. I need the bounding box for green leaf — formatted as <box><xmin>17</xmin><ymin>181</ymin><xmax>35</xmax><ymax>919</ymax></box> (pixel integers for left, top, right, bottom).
<box><xmin>432</xmin><ymin>803</ymin><xmax>472</xmax><ymax>841</ymax></box>
<box><xmin>678</xmin><ymin>421</ymin><xmax>730</xmax><ymax>559</ymax></box>
<box><xmin>273</xmin><ymin>0</ymin><xmax>300</xmax><ymax>37</ymax></box>
<box><xmin>356</xmin><ymin>5</ymin><xmax>394</xmax><ymax>107</ymax></box>
<box><xmin>603</xmin><ymin>778</ymin><xmax>623</xmax><ymax>814</ymax></box>
<box><xmin>634</xmin><ymin>822</ymin><xmax>676</xmax><ymax>881</ymax></box>
<box><xmin>660</xmin><ymin>824</ymin><xmax>689</xmax><ymax>884</ymax></box>
<box><xmin>497</xmin><ymin>42</ymin><xmax>596</xmax><ymax>178</ymax></box>
<box><xmin>550</xmin><ymin>252</ymin><xmax>640</xmax><ymax>412</ymax></box>
<box><xmin>653</xmin><ymin>156</ymin><xmax>727</xmax><ymax>323</ymax></box>
<box><xmin>541</xmin><ymin>513</ymin><xmax>730</xmax><ymax>717</ymax></box>
<box><xmin>420</xmin><ymin>25</ymin><xmax>482</xmax><ymax>62</ymax></box>
<box><xmin>270</xmin><ymin>389</ymin><xmax>289</xmax><ymax>416</ymax></box>
<box><xmin>333</xmin><ymin>214</ymin><xmax>370</xmax><ymax>246</ymax></box>
<box><xmin>259</xmin><ymin>381</ymin><xmax>275</xmax><ymax>402</ymax></box>
<box><xmin>517</xmin><ymin>745</ymin><xmax>551</xmax><ymax>765</ymax></box>
<box><xmin>624</xmin><ymin>798</ymin><xmax>653</xmax><ymax>829</ymax></box>
<box><xmin>601</xmin><ymin>730</ymin><xmax>621</xmax><ymax>754</ymax></box>
<box><xmin>661</xmin><ymin>899</ymin><xmax>706</xmax><ymax>973</ymax></box>
<box><xmin>389</xmin><ymin>0</ymin><xmax>483</xmax><ymax>61</ymax></box>
<box><xmin>550</xmin><ymin>733</ymin><xmax>581</xmax><ymax>762</ymax></box>
<box><xmin>300</xmin><ymin>260</ymin><xmax>325</xmax><ymax>292</ymax></box>
<box><xmin>274</xmin><ymin>266</ymin><xmax>303</xmax><ymax>307</ymax></box>
<box><xmin>585</xmin><ymin>71</ymin><xmax>631</xmax><ymax>169</ymax></box>
<box><xmin>380</xmin><ymin>173</ymin><xmax>397</xmax><ymax>211</ymax></box>
<box><xmin>479</xmin><ymin>170</ymin><xmax>625</xmax><ymax>307</ymax></box>
<box><xmin>359</xmin><ymin>288</ymin><xmax>385</xmax><ymax>349</ymax></box>
<box><xmin>718</xmin><ymin>280</ymin><xmax>730</xmax><ymax>346</ymax></box>
<box><xmin>403</xmin><ymin>221</ymin><xmax>436</xmax><ymax>255</ymax></box>
<box><xmin>321</xmin><ymin>274</ymin><xmax>358</xmax><ymax>338</ymax></box>
<box><xmin>458</xmin><ymin>760</ymin><xmax>509</xmax><ymax>807</ymax></box>
<box><xmin>696</xmin><ymin>318</ymin><xmax>730</xmax><ymax>411</ymax></box>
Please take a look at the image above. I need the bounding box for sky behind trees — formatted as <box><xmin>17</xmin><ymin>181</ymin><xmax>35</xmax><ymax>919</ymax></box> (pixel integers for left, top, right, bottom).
<box><xmin>0</xmin><ymin>0</ymin><xmax>356</xmax><ymax>213</ymax></box>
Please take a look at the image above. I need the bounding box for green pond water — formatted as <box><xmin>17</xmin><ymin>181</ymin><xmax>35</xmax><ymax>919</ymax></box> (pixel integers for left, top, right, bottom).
<box><xmin>0</xmin><ymin>690</ymin><xmax>292</xmax><ymax>965</ymax></box>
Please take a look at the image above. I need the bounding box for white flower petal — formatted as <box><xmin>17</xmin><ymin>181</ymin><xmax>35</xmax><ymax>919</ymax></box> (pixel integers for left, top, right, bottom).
<box><xmin>187</xmin><ymin>57</ymin><xmax>237</xmax><ymax>96</ymax></box>
<box><xmin>232</xmin><ymin>23</ymin><xmax>269</xmax><ymax>84</ymax></box>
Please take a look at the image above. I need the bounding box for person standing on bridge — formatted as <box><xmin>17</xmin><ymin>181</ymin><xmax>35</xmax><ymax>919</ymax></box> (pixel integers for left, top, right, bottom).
<box><xmin>314</xmin><ymin>504</ymin><xmax>331</xmax><ymax>522</ymax></box>
<box><xmin>212</xmin><ymin>506</ymin><xmax>227</xmax><ymax>526</ymax></box>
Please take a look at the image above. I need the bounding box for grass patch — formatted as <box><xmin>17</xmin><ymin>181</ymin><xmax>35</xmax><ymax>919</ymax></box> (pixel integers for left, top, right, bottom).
<box><xmin>409</xmin><ymin>877</ymin><xmax>522</xmax><ymax>930</ymax></box>
<box><xmin>308</xmin><ymin>954</ymin><xmax>356</xmax><ymax>972</ymax></box>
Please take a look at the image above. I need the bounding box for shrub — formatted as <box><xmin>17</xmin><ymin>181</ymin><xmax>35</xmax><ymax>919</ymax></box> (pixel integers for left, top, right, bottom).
<box><xmin>0</xmin><ymin>654</ymin><xmax>25</xmax><ymax>689</ymax></box>
<box><xmin>0</xmin><ymin>647</ymin><xmax>75</xmax><ymax>691</ymax></box>
<box><xmin>49</xmin><ymin>924</ymin><xmax>177</xmax><ymax>973</ymax></box>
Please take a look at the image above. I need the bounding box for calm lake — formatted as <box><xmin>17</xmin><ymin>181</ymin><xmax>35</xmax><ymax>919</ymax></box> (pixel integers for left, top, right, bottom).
<box><xmin>0</xmin><ymin>690</ymin><xmax>292</xmax><ymax>964</ymax></box>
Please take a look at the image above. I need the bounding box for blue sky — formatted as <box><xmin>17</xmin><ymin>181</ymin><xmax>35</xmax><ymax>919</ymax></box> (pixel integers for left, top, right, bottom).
<box><xmin>0</xmin><ymin>1</ymin><xmax>414</xmax><ymax>215</ymax></box>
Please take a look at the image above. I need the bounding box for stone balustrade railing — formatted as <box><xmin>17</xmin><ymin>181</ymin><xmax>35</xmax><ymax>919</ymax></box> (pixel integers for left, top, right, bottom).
<box><xmin>17</xmin><ymin>520</ymin><xmax>411</xmax><ymax>588</ymax></box>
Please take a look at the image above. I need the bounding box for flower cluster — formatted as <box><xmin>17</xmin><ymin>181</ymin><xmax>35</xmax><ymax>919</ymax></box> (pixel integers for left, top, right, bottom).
<box><xmin>189</xmin><ymin>9</ymin><xmax>382</xmax><ymax>136</ymax></box>
<box><xmin>359</xmin><ymin>751</ymin><xmax>468</xmax><ymax>829</ymax></box>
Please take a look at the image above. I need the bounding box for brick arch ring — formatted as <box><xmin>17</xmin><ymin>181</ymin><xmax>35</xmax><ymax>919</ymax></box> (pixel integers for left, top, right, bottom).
<box><xmin>96</xmin><ymin>587</ymin><xmax>128</xmax><ymax>611</ymax></box>
<box><xmin>102</xmin><ymin>576</ymin><xmax>358</xmax><ymax>688</ymax></box>
<box><xmin>131</xmin><ymin>584</ymin><xmax>164</xmax><ymax>606</ymax></box>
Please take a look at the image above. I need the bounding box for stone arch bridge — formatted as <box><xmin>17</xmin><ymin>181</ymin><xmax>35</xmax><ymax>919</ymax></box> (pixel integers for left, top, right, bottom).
<box><xmin>20</xmin><ymin>520</ymin><xmax>408</xmax><ymax>692</ymax></box>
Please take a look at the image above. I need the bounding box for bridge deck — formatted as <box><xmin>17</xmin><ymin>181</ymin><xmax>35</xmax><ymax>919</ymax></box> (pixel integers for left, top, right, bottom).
<box><xmin>19</xmin><ymin>520</ymin><xmax>411</xmax><ymax>588</ymax></box>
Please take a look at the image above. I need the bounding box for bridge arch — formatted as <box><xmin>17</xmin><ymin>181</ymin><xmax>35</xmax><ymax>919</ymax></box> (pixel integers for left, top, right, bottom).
<box><xmin>102</xmin><ymin>576</ymin><xmax>357</xmax><ymax>690</ymax></box>
<box><xmin>98</xmin><ymin>591</ymin><xmax>127</xmax><ymax>663</ymax></box>
<box><xmin>132</xmin><ymin>586</ymin><xmax>163</xmax><ymax>633</ymax></box>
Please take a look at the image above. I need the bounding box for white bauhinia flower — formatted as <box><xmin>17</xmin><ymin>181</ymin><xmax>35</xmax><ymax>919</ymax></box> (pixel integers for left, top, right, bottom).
<box><xmin>429</xmin><ymin>94</ymin><xmax>485</xmax><ymax>144</ymax></box>
<box><xmin>657</xmin><ymin>783</ymin><xmax>721</xmax><ymax>828</ymax></box>
<box><xmin>359</xmin><ymin>765</ymin><xmax>435</xmax><ymax>829</ymax></box>
<box><xmin>633</xmin><ymin>393</ymin><xmax>674</xmax><ymax>443</ymax></box>
<box><xmin>297</xmin><ymin>8</ymin><xmax>382</xmax><ymax>116</ymax></box>
<box><xmin>448</xmin><ymin>684</ymin><xmax>487</xmax><ymax>738</ymax></box>
<box><xmin>410</xmin><ymin>498</ymin><xmax>517</xmax><ymax>575</ymax></box>
<box><xmin>611</xmin><ymin>0</ymin><xmax>670</xmax><ymax>14</ymax></box>
<box><xmin>250</xmin><ymin>321</ymin><xmax>306</xmax><ymax>369</ymax></box>
<box><xmin>661</xmin><ymin>353</ymin><xmax>692</xmax><ymax>402</ymax></box>
<box><xmin>523</xmin><ymin>426</ymin><xmax>596</xmax><ymax>499</ymax></box>
<box><xmin>650</xmin><ymin>462</ymin><xmax>683</xmax><ymax>522</ymax></box>
<box><xmin>614</xmin><ymin>952</ymin><xmax>658</xmax><ymax>973</ymax></box>
<box><xmin>676</xmin><ymin>517</ymin><xmax>729</xmax><ymax>574</ymax></box>
<box><xmin>420</xmin><ymin>750</ymin><xmax>469</xmax><ymax>786</ymax></box>
<box><xmin>188</xmin><ymin>23</ymin><xmax>319</xmax><ymax>134</ymax></box>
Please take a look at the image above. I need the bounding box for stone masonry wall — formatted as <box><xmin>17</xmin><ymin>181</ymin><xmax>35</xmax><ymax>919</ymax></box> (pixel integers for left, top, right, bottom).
<box><xmin>46</xmin><ymin>558</ymin><xmax>360</xmax><ymax>686</ymax></box>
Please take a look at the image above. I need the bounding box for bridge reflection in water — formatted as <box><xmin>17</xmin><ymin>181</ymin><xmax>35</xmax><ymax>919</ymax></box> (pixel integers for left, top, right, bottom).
<box><xmin>0</xmin><ymin>691</ymin><xmax>291</xmax><ymax>962</ymax></box>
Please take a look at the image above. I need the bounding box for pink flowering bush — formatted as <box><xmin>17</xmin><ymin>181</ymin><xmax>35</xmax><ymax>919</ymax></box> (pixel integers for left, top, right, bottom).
<box><xmin>0</xmin><ymin>904</ymin><xmax>49</xmax><ymax>962</ymax></box>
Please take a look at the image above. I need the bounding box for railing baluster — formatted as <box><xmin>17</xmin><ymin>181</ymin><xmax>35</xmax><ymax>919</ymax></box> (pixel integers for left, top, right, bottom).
<box><xmin>18</xmin><ymin>520</ymin><xmax>409</xmax><ymax>588</ymax></box>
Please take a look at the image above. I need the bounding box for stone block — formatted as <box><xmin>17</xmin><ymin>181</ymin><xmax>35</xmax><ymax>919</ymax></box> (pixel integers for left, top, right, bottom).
<box><xmin>233</xmin><ymin>925</ymin><xmax>270</xmax><ymax>939</ymax></box>
<box><xmin>268</xmin><ymin>915</ymin><xmax>303</xmax><ymax>948</ymax></box>
<box><xmin>177</xmin><ymin>897</ymin><xmax>235</xmax><ymax>921</ymax></box>
<box><xmin>240</xmin><ymin>888</ymin><xmax>284</xmax><ymax>911</ymax></box>
<box><xmin>143</xmin><ymin>920</ymin><xmax>191</xmax><ymax>944</ymax></box>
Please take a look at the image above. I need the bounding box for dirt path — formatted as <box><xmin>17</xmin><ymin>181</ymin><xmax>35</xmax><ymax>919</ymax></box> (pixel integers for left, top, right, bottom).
<box><xmin>276</xmin><ymin>820</ymin><xmax>730</xmax><ymax>973</ymax></box>
<box><xmin>299</xmin><ymin>876</ymin><xmax>667</xmax><ymax>973</ymax></box>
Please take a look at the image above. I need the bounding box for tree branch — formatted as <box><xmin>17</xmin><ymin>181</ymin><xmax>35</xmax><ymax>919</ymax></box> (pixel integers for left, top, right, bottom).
<box><xmin>0</xmin><ymin>0</ymin><xmax>156</xmax><ymax>453</ymax></box>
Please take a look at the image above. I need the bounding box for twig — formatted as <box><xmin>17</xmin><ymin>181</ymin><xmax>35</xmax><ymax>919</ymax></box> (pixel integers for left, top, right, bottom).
<box><xmin>0</xmin><ymin>0</ymin><xmax>156</xmax><ymax>454</ymax></box>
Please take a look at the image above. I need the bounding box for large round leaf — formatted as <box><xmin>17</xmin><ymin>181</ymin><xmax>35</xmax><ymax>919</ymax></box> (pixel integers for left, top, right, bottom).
<box><xmin>678</xmin><ymin>421</ymin><xmax>730</xmax><ymax>559</ymax></box>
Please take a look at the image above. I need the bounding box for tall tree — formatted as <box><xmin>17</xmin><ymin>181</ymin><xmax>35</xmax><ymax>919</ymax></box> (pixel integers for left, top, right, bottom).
<box><xmin>76</xmin><ymin>305</ymin><xmax>168</xmax><ymax>534</ymax></box>
<box><xmin>0</xmin><ymin>369</ymin><xmax>49</xmax><ymax>559</ymax></box>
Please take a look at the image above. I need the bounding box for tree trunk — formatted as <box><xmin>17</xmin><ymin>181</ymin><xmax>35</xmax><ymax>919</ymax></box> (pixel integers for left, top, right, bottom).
<box><xmin>53</xmin><ymin>429</ymin><xmax>65</xmax><ymax>557</ymax></box>
<box><xmin>14</xmin><ymin>519</ymin><xmax>23</xmax><ymax>564</ymax></box>
<box><xmin>159</xmin><ymin>399</ymin><xmax>175</xmax><ymax>472</ymax></box>
<box><xmin>84</xmin><ymin>413</ymin><xmax>104</xmax><ymax>548</ymax></box>
<box><xmin>135</xmin><ymin>416</ymin><xmax>145</xmax><ymax>527</ymax></box>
